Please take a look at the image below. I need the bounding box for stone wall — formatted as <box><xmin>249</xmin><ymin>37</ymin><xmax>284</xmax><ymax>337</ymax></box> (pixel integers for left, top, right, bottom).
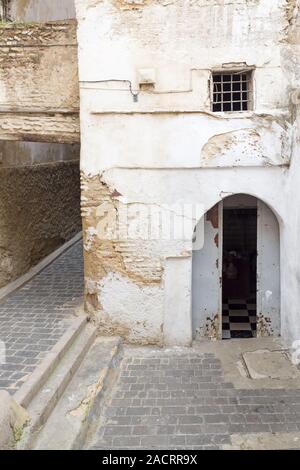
<box><xmin>0</xmin><ymin>20</ymin><xmax>79</xmax><ymax>144</ymax></box>
<box><xmin>0</xmin><ymin>160</ymin><xmax>81</xmax><ymax>288</ymax></box>
<box><xmin>0</xmin><ymin>1</ymin><xmax>82</xmax><ymax>289</ymax></box>
<box><xmin>0</xmin><ymin>0</ymin><xmax>81</xmax><ymax>287</ymax></box>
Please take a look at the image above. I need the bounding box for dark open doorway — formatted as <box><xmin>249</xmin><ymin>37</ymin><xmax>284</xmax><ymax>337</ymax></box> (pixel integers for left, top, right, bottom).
<box><xmin>222</xmin><ymin>198</ymin><xmax>257</xmax><ymax>339</ymax></box>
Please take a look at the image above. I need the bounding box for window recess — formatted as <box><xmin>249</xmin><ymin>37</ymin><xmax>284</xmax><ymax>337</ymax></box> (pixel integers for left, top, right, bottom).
<box><xmin>212</xmin><ymin>70</ymin><xmax>253</xmax><ymax>113</ymax></box>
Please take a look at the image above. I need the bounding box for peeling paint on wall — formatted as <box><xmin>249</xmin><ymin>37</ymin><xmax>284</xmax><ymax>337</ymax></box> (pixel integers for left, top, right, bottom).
<box><xmin>200</xmin><ymin>127</ymin><xmax>289</xmax><ymax>167</ymax></box>
<box><xmin>206</xmin><ymin>205</ymin><xmax>219</xmax><ymax>229</ymax></box>
<box><xmin>257</xmin><ymin>313</ymin><xmax>274</xmax><ymax>337</ymax></box>
<box><xmin>204</xmin><ymin>313</ymin><xmax>220</xmax><ymax>341</ymax></box>
<box><xmin>81</xmin><ymin>174</ymin><xmax>164</xmax><ymax>288</ymax></box>
<box><xmin>76</xmin><ymin>0</ymin><xmax>300</xmax><ymax>345</ymax></box>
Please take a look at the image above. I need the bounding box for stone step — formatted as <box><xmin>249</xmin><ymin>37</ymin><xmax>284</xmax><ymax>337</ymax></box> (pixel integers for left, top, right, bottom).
<box><xmin>16</xmin><ymin>318</ymin><xmax>98</xmax><ymax>449</ymax></box>
<box><xmin>31</xmin><ymin>336</ymin><xmax>122</xmax><ymax>450</ymax></box>
<box><xmin>14</xmin><ymin>315</ymin><xmax>87</xmax><ymax>409</ymax></box>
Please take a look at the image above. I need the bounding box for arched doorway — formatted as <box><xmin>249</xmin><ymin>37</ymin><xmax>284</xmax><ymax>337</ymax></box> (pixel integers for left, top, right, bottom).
<box><xmin>192</xmin><ymin>194</ymin><xmax>280</xmax><ymax>340</ymax></box>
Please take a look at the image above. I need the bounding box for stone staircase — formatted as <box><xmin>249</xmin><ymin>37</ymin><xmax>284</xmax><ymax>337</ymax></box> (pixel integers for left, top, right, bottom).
<box><xmin>13</xmin><ymin>316</ymin><xmax>121</xmax><ymax>449</ymax></box>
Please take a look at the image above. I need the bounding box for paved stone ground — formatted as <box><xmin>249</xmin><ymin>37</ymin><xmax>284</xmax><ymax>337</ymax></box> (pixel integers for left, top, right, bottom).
<box><xmin>0</xmin><ymin>240</ymin><xmax>83</xmax><ymax>394</ymax></box>
<box><xmin>87</xmin><ymin>348</ymin><xmax>300</xmax><ymax>450</ymax></box>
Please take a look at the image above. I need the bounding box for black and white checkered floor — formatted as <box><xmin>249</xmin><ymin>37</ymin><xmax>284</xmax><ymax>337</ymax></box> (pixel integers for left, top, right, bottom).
<box><xmin>222</xmin><ymin>298</ymin><xmax>256</xmax><ymax>339</ymax></box>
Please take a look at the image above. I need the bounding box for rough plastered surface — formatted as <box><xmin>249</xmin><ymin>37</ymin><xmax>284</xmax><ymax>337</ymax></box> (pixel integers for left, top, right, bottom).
<box><xmin>0</xmin><ymin>20</ymin><xmax>79</xmax><ymax>143</ymax></box>
<box><xmin>81</xmin><ymin>174</ymin><xmax>191</xmax><ymax>344</ymax></box>
<box><xmin>0</xmin><ymin>161</ymin><xmax>81</xmax><ymax>287</ymax></box>
<box><xmin>75</xmin><ymin>0</ymin><xmax>300</xmax><ymax>346</ymax></box>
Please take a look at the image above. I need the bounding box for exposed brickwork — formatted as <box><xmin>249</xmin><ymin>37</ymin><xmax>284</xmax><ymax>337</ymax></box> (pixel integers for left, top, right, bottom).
<box><xmin>0</xmin><ymin>20</ymin><xmax>77</xmax><ymax>47</ymax></box>
<box><xmin>81</xmin><ymin>174</ymin><xmax>164</xmax><ymax>290</ymax></box>
<box><xmin>0</xmin><ymin>20</ymin><xmax>79</xmax><ymax>143</ymax></box>
<box><xmin>0</xmin><ymin>113</ymin><xmax>80</xmax><ymax>144</ymax></box>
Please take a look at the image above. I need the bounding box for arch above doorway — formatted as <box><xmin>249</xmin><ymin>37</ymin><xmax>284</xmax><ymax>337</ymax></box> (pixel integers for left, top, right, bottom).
<box><xmin>192</xmin><ymin>194</ymin><xmax>280</xmax><ymax>341</ymax></box>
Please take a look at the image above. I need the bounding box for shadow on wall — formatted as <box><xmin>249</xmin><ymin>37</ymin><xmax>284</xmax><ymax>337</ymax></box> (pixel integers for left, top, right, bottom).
<box><xmin>0</xmin><ymin>160</ymin><xmax>82</xmax><ymax>288</ymax></box>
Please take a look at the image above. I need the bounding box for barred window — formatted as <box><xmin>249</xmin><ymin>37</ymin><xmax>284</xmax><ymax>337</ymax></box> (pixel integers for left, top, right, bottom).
<box><xmin>212</xmin><ymin>71</ymin><xmax>253</xmax><ymax>112</ymax></box>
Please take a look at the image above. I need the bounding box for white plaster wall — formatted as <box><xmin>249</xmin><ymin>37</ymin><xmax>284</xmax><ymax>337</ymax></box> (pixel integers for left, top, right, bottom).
<box><xmin>101</xmin><ymin>167</ymin><xmax>286</xmax><ymax>218</ymax></box>
<box><xmin>164</xmin><ymin>257</ymin><xmax>192</xmax><ymax>346</ymax></box>
<box><xmin>281</xmin><ymin>108</ymin><xmax>300</xmax><ymax>347</ymax></box>
<box><xmin>96</xmin><ymin>165</ymin><xmax>288</xmax><ymax>344</ymax></box>
<box><xmin>75</xmin><ymin>0</ymin><xmax>287</xmax><ymax>84</ymax></box>
<box><xmin>75</xmin><ymin>0</ymin><xmax>300</xmax><ymax>346</ymax></box>
<box><xmin>257</xmin><ymin>200</ymin><xmax>281</xmax><ymax>337</ymax></box>
<box><xmin>192</xmin><ymin>208</ymin><xmax>221</xmax><ymax>339</ymax></box>
<box><xmin>76</xmin><ymin>0</ymin><xmax>293</xmax><ymax>176</ymax></box>
<box><xmin>99</xmin><ymin>272</ymin><xmax>164</xmax><ymax>344</ymax></box>
<box><xmin>80</xmin><ymin>112</ymin><xmax>291</xmax><ymax>174</ymax></box>
<box><xmin>279</xmin><ymin>8</ymin><xmax>300</xmax><ymax>348</ymax></box>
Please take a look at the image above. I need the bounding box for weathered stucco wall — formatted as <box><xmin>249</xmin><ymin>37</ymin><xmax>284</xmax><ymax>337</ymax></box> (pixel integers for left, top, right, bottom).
<box><xmin>279</xmin><ymin>3</ymin><xmax>300</xmax><ymax>348</ymax></box>
<box><xmin>76</xmin><ymin>0</ymin><xmax>295</xmax><ymax>174</ymax></box>
<box><xmin>76</xmin><ymin>0</ymin><xmax>300</xmax><ymax>346</ymax></box>
<box><xmin>0</xmin><ymin>20</ymin><xmax>79</xmax><ymax>144</ymax></box>
<box><xmin>0</xmin><ymin>21</ymin><xmax>78</xmax><ymax>111</ymax></box>
<box><xmin>0</xmin><ymin>161</ymin><xmax>81</xmax><ymax>288</ymax></box>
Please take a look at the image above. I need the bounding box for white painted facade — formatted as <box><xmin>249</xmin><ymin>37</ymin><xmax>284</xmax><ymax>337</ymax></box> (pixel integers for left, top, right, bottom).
<box><xmin>74</xmin><ymin>0</ymin><xmax>300</xmax><ymax>348</ymax></box>
<box><xmin>256</xmin><ymin>200</ymin><xmax>281</xmax><ymax>337</ymax></box>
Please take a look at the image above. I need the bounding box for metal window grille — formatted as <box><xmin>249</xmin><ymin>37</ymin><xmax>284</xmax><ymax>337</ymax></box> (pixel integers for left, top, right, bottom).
<box><xmin>212</xmin><ymin>71</ymin><xmax>253</xmax><ymax>112</ymax></box>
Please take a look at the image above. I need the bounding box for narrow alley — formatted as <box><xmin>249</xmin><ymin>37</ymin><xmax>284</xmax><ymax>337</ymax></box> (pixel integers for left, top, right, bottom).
<box><xmin>0</xmin><ymin>240</ymin><xmax>83</xmax><ymax>394</ymax></box>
